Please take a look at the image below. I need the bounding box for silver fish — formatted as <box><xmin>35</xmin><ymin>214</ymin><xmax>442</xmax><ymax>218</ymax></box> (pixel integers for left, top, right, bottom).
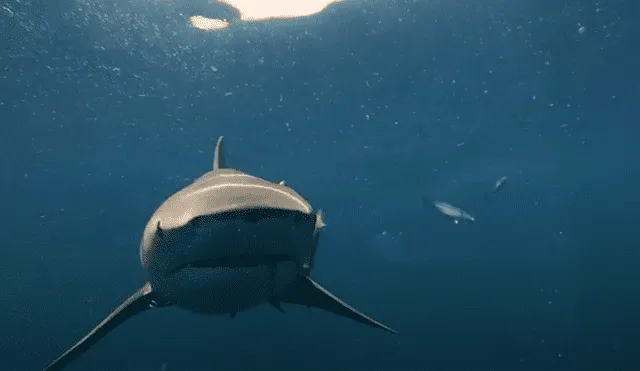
<box><xmin>433</xmin><ymin>201</ymin><xmax>475</xmax><ymax>223</ymax></box>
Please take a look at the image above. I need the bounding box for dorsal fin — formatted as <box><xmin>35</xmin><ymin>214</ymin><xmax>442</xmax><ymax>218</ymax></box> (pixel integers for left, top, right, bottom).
<box><xmin>213</xmin><ymin>136</ymin><xmax>225</xmax><ymax>170</ymax></box>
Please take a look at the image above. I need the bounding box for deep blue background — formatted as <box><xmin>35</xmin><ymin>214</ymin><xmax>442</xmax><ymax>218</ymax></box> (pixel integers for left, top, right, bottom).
<box><xmin>1</xmin><ymin>0</ymin><xmax>639</xmax><ymax>370</ymax></box>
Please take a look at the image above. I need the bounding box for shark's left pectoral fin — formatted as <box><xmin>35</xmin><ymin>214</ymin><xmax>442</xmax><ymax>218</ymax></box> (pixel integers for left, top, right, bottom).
<box><xmin>279</xmin><ymin>276</ymin><xmax>398</xmax><ymax>334</ymax></box>
<box><xmin>44</xmin><ymin>282</ymin><xmax>158</xmax><ymax>371</ymax></box>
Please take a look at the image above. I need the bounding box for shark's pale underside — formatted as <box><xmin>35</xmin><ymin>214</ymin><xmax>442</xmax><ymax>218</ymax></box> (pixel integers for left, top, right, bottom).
<box><xmin>43</xmin><ymin>136</ymin><xmax>396</xmax><ymax>370</ymax></box>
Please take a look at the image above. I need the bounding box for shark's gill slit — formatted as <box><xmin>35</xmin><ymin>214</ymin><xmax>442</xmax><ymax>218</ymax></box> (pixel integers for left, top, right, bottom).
<box><xmin>169</xmin><ymin>254</ymin><xmax>295</xmax><ymax>274</ymax></box>
<box><xmin>207</xmin><ymin>208</ymin><xmax>314</xmax><ymax>225</ymax></box>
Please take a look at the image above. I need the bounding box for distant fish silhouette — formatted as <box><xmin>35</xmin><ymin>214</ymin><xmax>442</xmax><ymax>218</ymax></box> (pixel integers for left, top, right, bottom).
<box><xmin>481</xmin><ymin>175</ymin><xmax>508</xmax><ymax>203</ymax></box>
<box><xmin>493</xmin><ymin>175</ymin><xmax>508</xmax><ymax>192</ymax></box>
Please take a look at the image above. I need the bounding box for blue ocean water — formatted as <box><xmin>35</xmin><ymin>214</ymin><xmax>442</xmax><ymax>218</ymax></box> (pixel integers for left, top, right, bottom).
<box><xmin>1</xmin><ymin>0</ymin><xmax>639</xmax><ymax>370</ymax></box>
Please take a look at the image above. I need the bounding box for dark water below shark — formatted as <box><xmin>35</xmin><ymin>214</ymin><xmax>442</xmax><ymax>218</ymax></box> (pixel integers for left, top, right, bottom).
<box><xmin>1</xmin><ymin>0</ymin><xmax>639</xmax><ymax>370</ymax></box>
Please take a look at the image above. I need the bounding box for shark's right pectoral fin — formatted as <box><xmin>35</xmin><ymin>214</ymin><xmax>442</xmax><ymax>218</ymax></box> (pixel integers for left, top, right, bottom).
<box><xmin>279</xmin><ymin>276</ymin><xmax>398</xmax><ymax>334</ymax></box>
<box><xmin>44</xmin><ymin>282</ymin><xmax>158</xmax><ymax>371</ymax></box>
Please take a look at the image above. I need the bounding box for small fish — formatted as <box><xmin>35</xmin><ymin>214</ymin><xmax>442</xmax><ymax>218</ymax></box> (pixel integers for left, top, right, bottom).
<box><xmin>433</xmin><ymin>201</ymin><xmax>475</xmax><ymax>223</ymax></box>
<box><xmin>493</xmin><ymin>175</ymin><xmax>508</xmax><ymax>192</ymax></box>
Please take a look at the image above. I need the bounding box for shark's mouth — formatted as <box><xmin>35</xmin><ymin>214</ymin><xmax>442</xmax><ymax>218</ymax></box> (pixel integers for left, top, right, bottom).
<box><xmin>167</xmin><ymin>254</ymin><xmax>297</xmax><ymax>275</ymax></box>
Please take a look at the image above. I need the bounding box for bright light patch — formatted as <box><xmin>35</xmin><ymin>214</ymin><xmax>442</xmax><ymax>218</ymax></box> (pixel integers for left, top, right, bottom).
<box><xmin>217</xmin><ymin>0</ymin><xmax>344</xmax><ymax>21</ymax></box>
<box><xmin>189</xmin><ymin>15</ymin><xmax>231</xmax><ymax>31</ymax></box>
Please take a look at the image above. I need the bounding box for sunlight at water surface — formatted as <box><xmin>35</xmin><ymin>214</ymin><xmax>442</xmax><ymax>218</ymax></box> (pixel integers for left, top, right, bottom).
<box><xmin>190</xmin><ymin>0</ymin><xmax>344</xmax><ymax>30</ymax></box>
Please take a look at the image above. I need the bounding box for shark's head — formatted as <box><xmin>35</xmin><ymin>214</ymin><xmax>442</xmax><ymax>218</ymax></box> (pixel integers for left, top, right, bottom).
<box><xmin>139</xmin><ymin>137</ymin><xmax>326</xmax><ymax>314</ymax></box>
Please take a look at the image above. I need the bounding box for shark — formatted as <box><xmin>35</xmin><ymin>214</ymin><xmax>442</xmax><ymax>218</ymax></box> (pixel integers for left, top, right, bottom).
<box><xmin>44</xmin><ymin>136</ymin><xmax>397</xmax><ymax>371</ymax></box>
